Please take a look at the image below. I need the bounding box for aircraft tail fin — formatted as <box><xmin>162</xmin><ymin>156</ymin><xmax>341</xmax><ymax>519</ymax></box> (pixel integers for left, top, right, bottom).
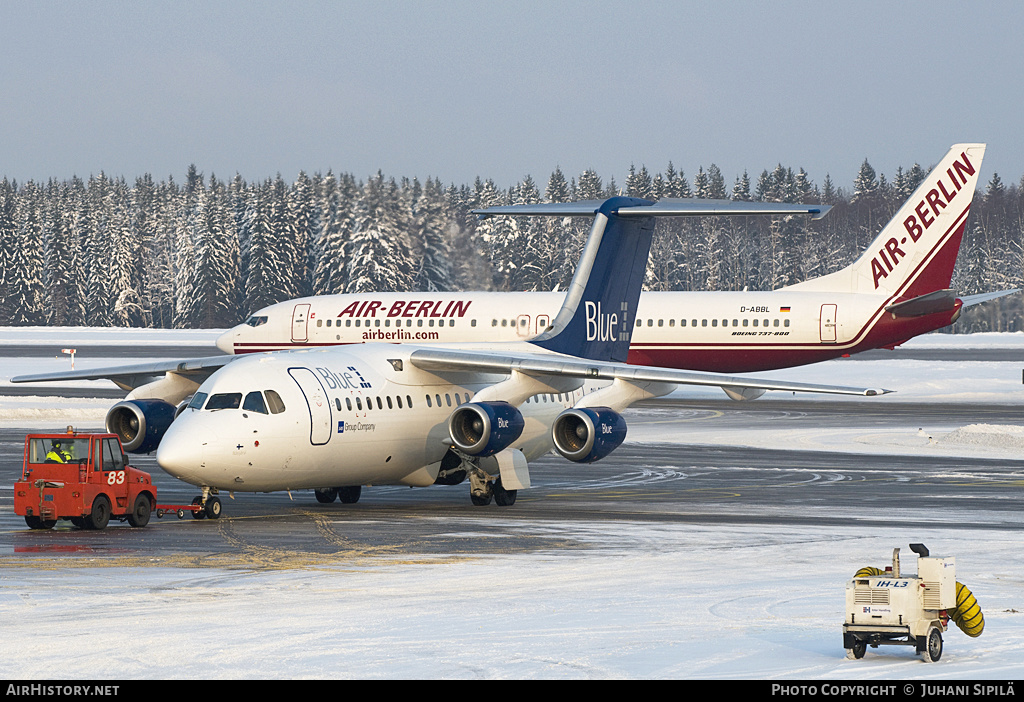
<box><xmin>788</xmin><ymin>143</ymin><xmax>986</xmax><ymax>299</ymax></box>
<box><xmin>472</xmin><ymin>198</ymin><xmax>830</xmax><ymax>362</ymax></box>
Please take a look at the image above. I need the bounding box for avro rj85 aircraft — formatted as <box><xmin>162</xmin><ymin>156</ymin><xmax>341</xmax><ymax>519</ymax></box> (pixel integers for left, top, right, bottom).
<box><xmin>11</xmin><ymin>144</ymin><xmax>995</xmax><ymax>516</ymax></box>
<box><xmin>218</xmin><ymin>143</ymin><xmax>1010</xmax><ymax>376</ymax></box>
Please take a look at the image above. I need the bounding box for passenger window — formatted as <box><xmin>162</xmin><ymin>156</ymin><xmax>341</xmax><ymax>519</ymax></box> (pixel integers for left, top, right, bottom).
<box><xmin>386</xmin><ymin>396</ymin><xmax>393</xmax><ymax>409</ymax></box>
<box><xmin>317</xmin><ymin>319</ymin><xmax>322</xmax><ymax>328</ymax></box>
<box><xmin>346</xmin><ymin>398</ymin><xmax>352</xmax><ymax>411</ymax></box>
<box><xmin>376</xmin><ymin>397</ymin><xmax>383</xmax><ymax>410</ymax></box>
<box><xmin>784</xmin><ymin>319</ymin><xmax>790</xmax><ymax>327</ymax></box>
<box><xmin>406</xmin><ymin>395</ymin><xmax>413</xmax><ymax>408</ymax></box>
<box><xmin>356</xmin><ymin>397</ymin><xmax>363</xmax><ymax>410</ymax></box>
<box><xmin>396</xmin><ymin>396</ymin><xmax>403</xmax><ymax>409</ymax></box>
<box><xmin>326</xmin><ymin>319</ymin><xmax>332</xmax><ymax>327</ymax></box>
<box><xmin>712</xmin><ymin>319</ymin><xmax>718</xmax><ymax>327</ymax></box>
<box><xmin>471</xmin><ymin>319</ymin><xmax>477</xmax><ymax>327</ymax></box>
<box><xmin>426</xmin><ymin>395</ymin><xmax>432</xmax><ymax>408</ymax></box>
<box><xmin>658</xmin><ymin>319</ymin><xmax>664</xmax><ymax>327</ymax></box>
<box><xmin>435</xmin><ymin>394</ymin><xmax>442</xmax><ymax>408</ymax></box>
<box><xmin>647</xmin><ymin>319</ymin><xmax>653</xmax><ymax>327</ymax></box>
<box><xmin>773</xmin><ymin>319</ymin><xmax>779</xmax><ymax>327</ymax></box>
<box><xmin>753</xmin><ymin>319</ymin><xmax>758</xmax><ymax>327</ymax></box>
<box><xmin>265</xmin><ymin>390</ymin><xmax>286</xmax><ymax>414</ymax></box>
<box><xmin>445</xmin><ymin>394</ymin><xmax>452</xmax><ymax>407</ymax></box>
<box><xmin>243</xmin><ymin>391</ymin><xmax>268</xmax><ymax>414</ymax></box>
<box><xmin>335</xmin><ymin>398</ymin><xmax>342</xmax><ymax>411</ymax></box>
<box><xmin>702</xmin><ymin>319</ymin><xmax>707</xmax><ymax>327</ymax></box>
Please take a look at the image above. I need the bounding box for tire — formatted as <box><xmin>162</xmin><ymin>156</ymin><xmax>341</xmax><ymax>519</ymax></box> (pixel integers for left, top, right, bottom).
<box><xmin>921</xmin><ymin>627</ymin><xmax>943</xmax><ymax>662</ymax></box>
<box><xmin>204</xmin><ymin>496</ymin><xmax>222</xmax><ymax>520</ymax></box>
<box><xmin>127</xmin><ymin>494</ymin><xmax>152</xmax><ymax>527</ymax></box>
<box><xmin>493</xmin><ymin>479</ymin><xmax>517</xmax><ymax>506</ymax></box>
<box><xmin>86</xmin><ymin>495</ymin><xmax>111</xmax><ymax>530</ymax></box>
<box><xmin>190</xmin><ymin>496</ymin><xmax>206</xmax><ymax>520</ymax></box>
<box><xmin>850</xmin><ymin>639</ymin><xmax>866</xmax><ymax>660</ymax></box>
<box><xmin>25</xmin><ymin>515</ymin><xmax>56</xmax><ymax>530</ymax></box>
<box><xmin>338</xmin><ymin>486</ymin><xmax>361</xmax><ymax>504</ymax></box>
<box><xmin>315</xmin><ymin>488</ymin><xmax>338</xmax><ymax>503</ymax></box>
<box><xmin>470</xmin><ymin>492</ymin><xmax>492</xmax><ymax>506</ymax></box>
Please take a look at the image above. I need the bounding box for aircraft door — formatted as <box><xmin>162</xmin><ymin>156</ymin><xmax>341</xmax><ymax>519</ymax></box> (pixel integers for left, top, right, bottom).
<box><xmin>820</xmin><ymin>304</ymin><xmax>837</xmax><ymax>343</ymax></box>
<box><xmin>516</xmin><ymin>314</ymin><xmax>531</xmax><ymax>337</ymax></box>
<box><xmin>288</xmin><ymin>367</ymin><xmax>332</xmax><ymax>445</ymax></box>
<box><xmin>291</xmin><ymin>304</ymin><xmax>311</xmax><ymax>343</ymax></box>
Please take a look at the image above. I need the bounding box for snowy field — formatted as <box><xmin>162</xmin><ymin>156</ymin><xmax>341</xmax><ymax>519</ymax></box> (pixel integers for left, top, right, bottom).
<box><xmin>1</xmin><ymin>328</ymin><xmax>1022</xmax><ymax>679</ymax></box>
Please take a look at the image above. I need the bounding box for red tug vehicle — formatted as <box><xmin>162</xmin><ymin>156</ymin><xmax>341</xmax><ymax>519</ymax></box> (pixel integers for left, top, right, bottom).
<box><xmin>15</xmin><ymin>428</ymin><xmax>161</xmax><ymax>530</ymax></box>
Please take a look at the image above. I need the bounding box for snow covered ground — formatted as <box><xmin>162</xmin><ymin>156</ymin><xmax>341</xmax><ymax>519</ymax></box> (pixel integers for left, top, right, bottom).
<box><xmin>1</xmin><ymin>329</ymin><xmax>1022</xmax><ymax>679</ymax></box>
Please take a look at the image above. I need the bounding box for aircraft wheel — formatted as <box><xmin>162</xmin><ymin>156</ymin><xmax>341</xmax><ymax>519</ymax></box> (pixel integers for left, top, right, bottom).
<box><xmin>127</xmin><ymin>494</ymin><xmax>152</xmax><ymax>527</ymax></box>
<box><xmin>191</xmin><ymin>496</ymin><xmax>207</xmax><ymax>520</ymax></box>
<box><xmin>338</xmin><ymin>486</ymin><xmax>361</xmax><ymax>504</ymax></box>
<box><xmin>86</xmin><ymin>495</ymin><xmax>111</xmax><ymax>530</ymax></box>
<box><xmin>493</xmin><ymin>479</ymin><xmax>517</xmax><ymax>506</ymax></box>
<box><xmin>205</xmin><ymin>496</ymin><xmax>222</xmax><ymax>520</ymax></box>
<box><xmin>470</xmin><ymin>492</ymin><xmax>492</xmax><ymax>506</ymax></box>
<box><xmin>315</xmin><ymin>488</ymin><xmax>338</xmax><ymax>503</ymax></box>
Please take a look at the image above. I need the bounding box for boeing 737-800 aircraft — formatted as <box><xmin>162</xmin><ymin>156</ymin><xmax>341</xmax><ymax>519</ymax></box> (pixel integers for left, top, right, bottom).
<box><xmin>12</xmin><ymin>144</ymin><xmax>995</xmax><ymax>517</ymax></box>
<box><xmin>217</xmin><ymin>144</ymin><xmax>1010</xmax><ymax>378</ymax></box>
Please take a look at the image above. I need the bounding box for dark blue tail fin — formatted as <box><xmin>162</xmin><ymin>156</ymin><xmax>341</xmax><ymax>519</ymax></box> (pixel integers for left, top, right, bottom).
<box><xmin>529</xmin><ymin>197</ymin><xmax>654</xmax><ymax>362</ymax></box>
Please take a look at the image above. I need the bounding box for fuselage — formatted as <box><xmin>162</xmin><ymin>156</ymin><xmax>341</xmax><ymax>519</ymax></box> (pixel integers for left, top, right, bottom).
<box><xmin>157</xmin><ymin>343</ymin><xmax>585</xmax><ymax>492</ymax></box>
<box><xmin>218</xmin><ymin>290</ymin><xmax>960</xmax><ymax>373</ymax></box>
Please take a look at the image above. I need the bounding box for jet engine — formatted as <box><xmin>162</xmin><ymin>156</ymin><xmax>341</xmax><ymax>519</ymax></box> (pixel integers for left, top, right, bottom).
<box><xmin>105</xmin><ymin>399</ymin><xmax>178</xmax><ymax>454</ymax></box>
<box><xmin>448</xmin><ymin>401</ymin><xmax>525</xmax><ymax>457</ymax></box>
<box><xmin>552</xmin><ymin>407</ymin><xmax>627</xmax><ymax>463</ymax></box>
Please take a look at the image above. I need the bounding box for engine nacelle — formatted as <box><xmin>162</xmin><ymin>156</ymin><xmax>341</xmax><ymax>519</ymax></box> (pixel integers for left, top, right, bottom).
<box><xmin>105</xmin><ymin>399</ymin><xmax>177</xmax><ymax>454</ymax></box>
<box><xmin>448</xmin><ymin>401</ymin><xmax>525</xmax><ymax>457</ymax></box>
<box><xmin>552</xmin><ymin>407</ymin><xmax>627</xmax><ymax>463</ymax></box>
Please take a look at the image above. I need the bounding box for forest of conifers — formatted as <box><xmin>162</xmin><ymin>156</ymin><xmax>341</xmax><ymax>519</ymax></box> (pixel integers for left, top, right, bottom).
<box><xmin>0</xmin><ymin>158</ymin><xmax>1021</xmax><ymax>332</ymax></box>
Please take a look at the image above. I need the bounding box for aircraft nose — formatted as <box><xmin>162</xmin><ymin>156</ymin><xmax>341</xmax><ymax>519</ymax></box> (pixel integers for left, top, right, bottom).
<box><xmin>156</xmin><ymin>421</ymin><xmax>206</xmax><ymax>484</ymax></box>
<box><xmin>215</xmin><ymin>328</ymin><xmax>237</xmax><ymax>354</ymax></box>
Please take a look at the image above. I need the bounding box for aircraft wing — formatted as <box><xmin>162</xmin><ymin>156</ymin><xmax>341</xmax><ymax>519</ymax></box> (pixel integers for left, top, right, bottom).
<box><xmin>10</xmin><ymin>355</ymin><xmax>235</xmax><ymax>393</ymax></box>
<box><xmin>960</xmin><ymin>289</ymin><xmax>1020</xmax><ymax>307</ymax></box>
<box><xmin>409</xmin><ymin>347</ymin><xmax>891</xmax><ymax>397</ymax></box>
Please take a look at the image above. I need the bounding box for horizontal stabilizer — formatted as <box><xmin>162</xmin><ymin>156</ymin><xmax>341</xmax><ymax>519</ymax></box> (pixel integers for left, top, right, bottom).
<box><xmin>960</xmin><ymin>289</ymin><xmax>1021</xmax><ymax>307</ymax></box>
<box><xmin>473</xmin><ymin>199</ymin><xmax>831</xmax><ymax>220</ymax></box>
<box><xmin>885</xmin><ymin>289</ymin><xmax>957</xmax><ymax>318</ymax></box>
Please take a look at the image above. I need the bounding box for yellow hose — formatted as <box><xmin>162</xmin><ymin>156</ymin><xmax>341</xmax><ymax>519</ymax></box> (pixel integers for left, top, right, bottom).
<box><xmin>854</xmin><ymin>566</ymin><xmax>884</xmax><ymax>577</ymax></box>
<box><xmin>950</xmin><ymin>582</ymin><xmax>984</xmax><ymax>637</ymax></box>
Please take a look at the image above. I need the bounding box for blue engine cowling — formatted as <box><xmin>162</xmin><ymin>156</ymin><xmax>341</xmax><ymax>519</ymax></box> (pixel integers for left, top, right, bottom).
<box><xmin>552</xmin><ymin>407</ymin><xmax>627</xmax><ymax>463</ymax></box>
<box><xmin>105</xmin><ymin>399</ymin><xmax>177</xmax><ymax>454</ymax></box>
<box><xmin>448</xmin><ymin>401</ymin><xmax>525</xmax><ymax>457</ymax></box>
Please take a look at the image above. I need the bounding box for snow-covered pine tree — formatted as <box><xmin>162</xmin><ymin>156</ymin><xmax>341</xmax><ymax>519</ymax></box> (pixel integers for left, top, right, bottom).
<box><xmin>346</xmin><ymin>172</ymin><xmax>413</xmax><ymax>293</ymax></box>
<box><xmin>412</xmin><ymin>176</ymin><xmax>454</xmax><ymax>292</ymax></box>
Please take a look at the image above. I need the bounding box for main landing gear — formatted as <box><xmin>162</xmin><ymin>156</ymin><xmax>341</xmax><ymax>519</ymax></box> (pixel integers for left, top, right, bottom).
<box><xmin>313</xmin><ymin>486</ymin><xmax>362</xmax><ymax>504</ymax></box>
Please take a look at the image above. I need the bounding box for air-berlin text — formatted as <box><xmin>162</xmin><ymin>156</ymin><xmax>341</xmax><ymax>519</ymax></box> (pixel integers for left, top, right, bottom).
<box><xmin>337</xmin><ymin>299</ymin><xmax>472</xmax><ymax>319</ymax></box>
<box><xmin>871</xmin><ymin>151</ymin><xmax>975</xmax><ymax>289</ymax></box>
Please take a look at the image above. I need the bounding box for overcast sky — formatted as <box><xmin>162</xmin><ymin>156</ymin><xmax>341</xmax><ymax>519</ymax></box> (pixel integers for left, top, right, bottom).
<box><xmin>1</xmin><ymin>0</ymin><xmax>1021</xmax><ymax>192</ymax></box>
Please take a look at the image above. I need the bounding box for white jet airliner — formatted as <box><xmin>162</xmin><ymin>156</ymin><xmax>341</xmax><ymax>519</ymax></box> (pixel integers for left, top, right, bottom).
<box><xmin>218</xmin><ymin>143</ymin><xmax>1011</xmax><ymax>378</ymax></box>
<box><xmin>11</xmin><ymin>144</ymin><xmax>993</xmax><ymax>516</ymax></box>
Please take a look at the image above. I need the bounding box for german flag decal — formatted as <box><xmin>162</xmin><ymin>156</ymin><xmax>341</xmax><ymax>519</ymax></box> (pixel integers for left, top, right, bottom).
<box><xmin>780</xmin><ymin>306</ymin><xmax>791</xmax><ymax>313</ymax></box>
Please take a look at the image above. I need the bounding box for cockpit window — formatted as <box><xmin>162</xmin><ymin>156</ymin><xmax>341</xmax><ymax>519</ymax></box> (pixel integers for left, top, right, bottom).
<box><xmin>265</xmin><ymin>390</ymin><xmax>286</xmax><ymax>414</ymax></box>
<box><xmin>205</xmin><ymin>393</ymin><xmax>242</xmax><ymax>410</ymax></box>
<box><xmin>187</xmin><ymin>392</ymin><xmax>208</xmax><ymax>410</ymax></box>
<box><xmin>242</xmin><ymin>391</ymin><xmax>268</xmax><ymax>414</ymax></box>
<box><xmin>245</xmin><ymin>315</ymin><xmax>269</xmax><ymax>327</ymax></box>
